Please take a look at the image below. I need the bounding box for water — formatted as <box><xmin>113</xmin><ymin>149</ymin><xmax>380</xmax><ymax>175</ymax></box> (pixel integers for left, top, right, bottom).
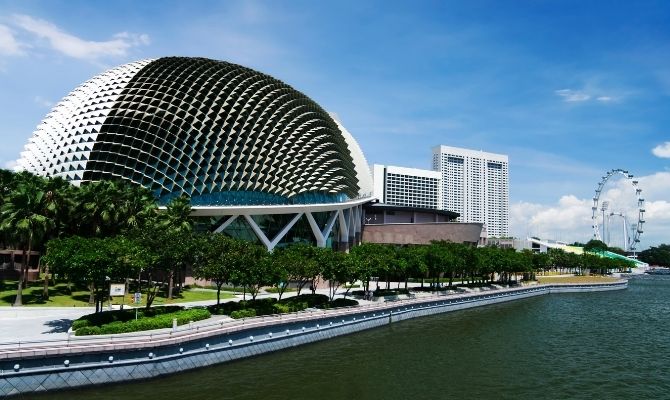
<box><xmin>20</xmin><ymin>276</ymin><xmax>670</xmax><ymax>399</ymax></box>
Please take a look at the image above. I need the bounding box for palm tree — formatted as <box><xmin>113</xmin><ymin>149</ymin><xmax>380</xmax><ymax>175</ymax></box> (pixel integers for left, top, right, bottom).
<box><xmin>158</xmin><ymin>195</ymin><xmax>193</xmax><ymax>299</ymax></box>
<box><xmin>117</xmin><ymin>181</ymin><xmax>157</xmax><ymax>233</ymax></box>
<box><xmin>0</xmin><ymin>174</ymin><xmax>53</xmax><ymax>306</ymax></box>
<box><xmin>40</xmin><ymin>177</ymin><xmax>76</xmax><ymax>299</ymax></box>
<box><xmin>74</xmin><ymin>180</ymin><xmax>122</xmax><ymax>237</ymax></box>
<box><xmin>159</xmin><ymin>195</ymin><xmax>193</xmax><ymax>233</ymax></box>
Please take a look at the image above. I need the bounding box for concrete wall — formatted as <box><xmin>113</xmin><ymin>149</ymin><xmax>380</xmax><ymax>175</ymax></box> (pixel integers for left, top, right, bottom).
<box><xmin>362</xmin><ymin>222</ymin><xmax>483</xmax><ymax>245</ymax></box>
<box><xmin>0</xmin><ymin>282</ymin><xmax>627</xmax><ymax>397</ymax></box>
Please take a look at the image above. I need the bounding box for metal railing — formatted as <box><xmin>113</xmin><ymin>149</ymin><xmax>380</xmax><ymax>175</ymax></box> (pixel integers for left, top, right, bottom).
<box><xmin>0</xmin><ymin>280</ymin><xmax>626</xmax><ymax>361</ymax></box>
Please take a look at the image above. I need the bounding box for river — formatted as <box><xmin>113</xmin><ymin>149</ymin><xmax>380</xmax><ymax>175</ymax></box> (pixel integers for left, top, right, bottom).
<box><xmin>20</xmin><ymin>275</ymin><xmax>670</xmax><ymax>399</ymax></box>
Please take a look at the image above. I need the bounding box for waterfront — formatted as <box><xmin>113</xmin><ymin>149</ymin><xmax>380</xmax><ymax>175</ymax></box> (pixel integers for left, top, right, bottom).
<box><xmin>20</xmin><ymin>276</ymin><xmax>670</xmax><ymax>399</ymax></box>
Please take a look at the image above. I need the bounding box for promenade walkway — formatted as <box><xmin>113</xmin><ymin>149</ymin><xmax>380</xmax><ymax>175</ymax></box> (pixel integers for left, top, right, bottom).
<box><xmin>0</xmin><ymin>287</ymin><xmax>378</xmax><ymax>342</ymax></box>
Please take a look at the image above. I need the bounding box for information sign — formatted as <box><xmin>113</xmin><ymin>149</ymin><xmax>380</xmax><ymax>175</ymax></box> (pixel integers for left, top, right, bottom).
<box><xmin>109</xmin><ymin>284</ymin><xmax>126</xmax><ymax>297</ymax></box>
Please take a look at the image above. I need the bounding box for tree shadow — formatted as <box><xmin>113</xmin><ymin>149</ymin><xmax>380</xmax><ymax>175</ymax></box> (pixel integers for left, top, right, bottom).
<box><xmin>42</xmin><ymin>318</ymin><xmax>73</xmax><ymax>334</ymax></box>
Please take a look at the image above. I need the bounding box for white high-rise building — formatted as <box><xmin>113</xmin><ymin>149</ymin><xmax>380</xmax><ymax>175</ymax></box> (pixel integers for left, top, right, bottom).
<box><xmin>373</xmin><ymin>164</ymin><xmax>443</xmax><ymax>209</ymax></box>
<box><xmin>432</xmin><ymin>145</ymin><xmax>509</xmax><ymax>237</ymax></box>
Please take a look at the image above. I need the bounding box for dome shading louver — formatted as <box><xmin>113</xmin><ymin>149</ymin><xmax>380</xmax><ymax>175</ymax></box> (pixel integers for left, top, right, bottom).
<box><xmin>18</xmin><ymin>57</ymin><xmax>367</xmax><ymax>206</ymax></box>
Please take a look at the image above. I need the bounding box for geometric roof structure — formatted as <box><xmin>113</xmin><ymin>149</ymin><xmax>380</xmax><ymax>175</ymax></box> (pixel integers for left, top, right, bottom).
<box><xmin>17</xmin><ymin>57</ymin><xmax>373</xmax><ymax>206</ymax></box>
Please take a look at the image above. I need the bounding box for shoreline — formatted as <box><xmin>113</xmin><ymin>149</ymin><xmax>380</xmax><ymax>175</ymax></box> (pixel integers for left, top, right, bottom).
<box><xmin>0</xmin><ymin>280</ymin><xmax>627</xmax><ymax>397</ymax></box>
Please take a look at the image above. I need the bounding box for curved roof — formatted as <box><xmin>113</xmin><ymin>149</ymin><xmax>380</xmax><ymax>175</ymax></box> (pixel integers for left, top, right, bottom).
<box><xmin>18</xmin><ymin>57</ymin><xmax>371</xmax><ymax>206</ymax></box>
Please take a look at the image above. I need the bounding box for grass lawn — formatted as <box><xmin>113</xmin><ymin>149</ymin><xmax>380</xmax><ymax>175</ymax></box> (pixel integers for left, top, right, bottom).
<box><xmin>0</xmin><ymin>281</ymin><xmax>235</xmax><ymax>307</ymax></box>
<box><xmin>537</xmin><ymin>275</ymin><xmax>621</xmax><ymax>284</ymax></box>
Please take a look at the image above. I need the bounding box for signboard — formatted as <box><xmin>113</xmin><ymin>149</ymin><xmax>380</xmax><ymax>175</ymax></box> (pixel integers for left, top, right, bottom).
<box><xmin>109</xmin><ymin>284</ymin><xmax>126</xmax><ymax>297</ymax></box>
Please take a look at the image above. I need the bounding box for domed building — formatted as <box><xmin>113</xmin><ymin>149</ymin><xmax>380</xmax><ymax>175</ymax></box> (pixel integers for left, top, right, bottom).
<box><xmin>17</xmin><ymin>57</ymin><xmax>373</xmax><ymax>250</ymax></box>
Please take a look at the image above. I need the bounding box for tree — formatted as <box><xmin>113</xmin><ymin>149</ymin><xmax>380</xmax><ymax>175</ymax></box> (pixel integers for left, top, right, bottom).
<box><xmin>118</xmin><ymin>182</ymin><xmax>157</xmax><ymax>233</ymax></box>
<box><xmin>0</xmin><ymin>173</ymin><xmax>53</xmax><ymax>306</ymax></box>
<box><xmin>232</xmin><ymin>242</ymin><xmax>271</xmax><ymax>301</ymax></box>
<box><xmin>73</xmin><ymin>180</ymin><xmax>125</xmax><ymax>237</ymax></box>
<box><xmin>136</xmin><ymin>226</ymin><xmax>195</xmax><ymax>308</ymax></box>
<box><xmin>404</xmin><ymin>245</ymin><xmax>428</xmax><ymax>288</ymax></box>
<box><xmin>154</xmin><ymin>195</ymin><xmax>193</xmax><ymax>299</ymax></box>
<box><xmin>350</xmin><ymin>243</ymin><xmax>393</xmax><ymax>292</ymax></box>
<box><xmin>638</xmin><ymin>244</ymin><xmax>670</xmax><ymax>267</ymax></box>
<box><xmin>43</xmin><ymin>236</ymin><xmax>146</xmax><ymax>312</ymax></box>
<box><xmin>278</xmin><ymin>244</ymin><xmax>322</xmax><ymax>295</ymax></box>
<box><xmin>193</xmin><ymin>233</ymin><xmax>269</xmax><ymax>304</ymax></box>
<box><xmin>584</xmin><ymin>239</ymin><xmax>608</xmax><ymax>253</ymax></box>
<box><xmin>319</xmin><ymin>249</ymin><xmax>353</xmax><ymax>301</ymax></box>
<box><xmin>40</xmin><ymin>176</ymin><xmax>75</xmax><ymax>299</ymax></box>
<box><xmin>269</xmin><ymin>246</ymin><xmax>302</xmax><ymax>300</ymax></box>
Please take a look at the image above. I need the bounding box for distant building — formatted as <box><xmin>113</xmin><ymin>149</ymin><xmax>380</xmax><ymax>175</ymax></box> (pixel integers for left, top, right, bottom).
<box><xmin>362</xmin><ymin>203</ymin><xmax>482</xmax><ymax>246</ymax></box>
<box><xmin>372</xmin><ymin>164</ymin><xmax>443</xmax><ymax>209</ymax></box>
<box><xmin>432</xmin><ymin>145</ymin><xmax>509</xmax><ymax>238</ymax></box>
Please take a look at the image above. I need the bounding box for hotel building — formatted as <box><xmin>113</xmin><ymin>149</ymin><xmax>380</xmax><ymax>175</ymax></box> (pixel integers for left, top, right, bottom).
<box><xmin>432</xmin><ymin>145</ymin><xmax>509</xmax><ymax>237</ymax></box>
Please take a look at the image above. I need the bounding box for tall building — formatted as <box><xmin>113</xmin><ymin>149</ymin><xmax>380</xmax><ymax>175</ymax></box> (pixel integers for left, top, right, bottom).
<box><xmin>372</xmin><ymin>164</ymin><xmax>443</xmax><ymax>209</ymax></box>
<box><xmin>432</xmin><ymin>145</ymin><xmax>509</xmax><ymax>237</ymax></box>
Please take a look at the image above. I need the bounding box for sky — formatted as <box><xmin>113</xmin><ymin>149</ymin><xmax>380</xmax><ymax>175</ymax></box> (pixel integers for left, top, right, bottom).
<box><xmin>0</xmin><ymin>0</ymin><xmax>668</xmax><ymax>249</ymax></box>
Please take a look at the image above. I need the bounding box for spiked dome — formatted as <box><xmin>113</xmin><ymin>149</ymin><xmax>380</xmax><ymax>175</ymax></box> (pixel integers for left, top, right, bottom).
<box><xmin>18</xmin><ymin>57</ymin><xmax>373</xmax><ymax>206</ymax></box>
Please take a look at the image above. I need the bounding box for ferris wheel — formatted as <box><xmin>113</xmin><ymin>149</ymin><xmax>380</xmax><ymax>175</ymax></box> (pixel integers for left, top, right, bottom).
<box><xmin>591</xmin><ymin>169</ymin><xmax>645</xmax><ymax>253</ymax></box>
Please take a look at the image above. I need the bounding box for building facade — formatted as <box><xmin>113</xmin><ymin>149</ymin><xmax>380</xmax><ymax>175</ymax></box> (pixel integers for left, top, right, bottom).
<box><xmin>372</xmin><ymin>164</ymin><xmax>442</xmax><ymax>209</ymax></box>
<box><xmin>432</xmin><ymin>145</ymin><xmax>509</xmax><ymax>237</ymax></box>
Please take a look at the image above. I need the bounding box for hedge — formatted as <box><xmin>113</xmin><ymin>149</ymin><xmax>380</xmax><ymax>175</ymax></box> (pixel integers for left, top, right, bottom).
<box><xmin>72</xmin><ymin>305</ymin><xmax>184</xmax><ymax>330</ymax></box>
<box><xmin>229</xmin><ymin>309</ymin><xmax>257</xmax><ymax>319</ymax></box>
<box><xmin>74</xmin><ymin>308</ymin><xmax>211</xmax><ymax>336</ymax></box>
<box><xmin>207</xmin><ymin>294</ymin><xmax>330</xmax><ymax>317</ymax></box>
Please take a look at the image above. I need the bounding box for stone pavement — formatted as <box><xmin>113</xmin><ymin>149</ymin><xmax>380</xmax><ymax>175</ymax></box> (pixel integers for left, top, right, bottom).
<box><xmin>0</xmin><ymin>307</ymin><xmax>95</xmax><ymax>344</ymax></box>
<box><xmin>0</xmin><ymin>285</ymin><xmax>415</xmax><ymax>343</ymax></box>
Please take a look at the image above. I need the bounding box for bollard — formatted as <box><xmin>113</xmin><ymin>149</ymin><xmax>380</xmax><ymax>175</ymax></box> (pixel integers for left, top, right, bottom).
<box><xmin>172</xmin><ymin>318</ymin><xmax>178</xmax><ymax>333</ymax></box>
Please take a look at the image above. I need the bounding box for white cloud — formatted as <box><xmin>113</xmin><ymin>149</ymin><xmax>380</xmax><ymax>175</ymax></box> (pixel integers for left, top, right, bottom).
<box><xmin>2</xmin><ymin>160</ymin><xmax>17</xmax><ymax>170</ymax></box>
<box><xmin>555</xmin><ymin>89</ymin><xmax>590</xmax><ymax>102</ymax></box>
<box><xmin>33</xmin><ymin>95</ymin><xmax>53</xmax><ymax>108</ymax></box>
<box><xmin>0</xmin><ymin>24</ymin><xmax>24</xmax><ymax>55</ymax></box>
<box><xmin>555</xmin><ymin>89</ymin><xmax>619</xmax><ymax>104</ymax></box>
<box><xmin>11</xmin><ymin>14</ymin><xmax>149</xmax><ymax>61</ymax></box>
<box><xmin>652</xmin><ymin>142</ymin><xmax>670</xmax><ymax>158</ymax></box>
<box><xmin>512</xmin><ymin>171</ymin><xmax>670</xmax><ymax>249</ymax></box>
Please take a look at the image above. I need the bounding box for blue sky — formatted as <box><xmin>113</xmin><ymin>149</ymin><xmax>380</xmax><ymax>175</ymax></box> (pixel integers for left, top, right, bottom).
<box><xmin>0</xmin><ymin>0</ymin><xmax>668</xmax><ymax>249</ymax></box>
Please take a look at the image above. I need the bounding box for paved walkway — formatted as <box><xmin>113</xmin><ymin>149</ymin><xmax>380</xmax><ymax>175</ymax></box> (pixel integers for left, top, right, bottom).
<box><xmin>0</xmin><ymin>307</ymin><xmax>95</xmax><ymax>343</ymax></box>
<box><xmin>0</xmin><ymin>283</ymin><xmax>449</xmax><ymax>343</ymax></box>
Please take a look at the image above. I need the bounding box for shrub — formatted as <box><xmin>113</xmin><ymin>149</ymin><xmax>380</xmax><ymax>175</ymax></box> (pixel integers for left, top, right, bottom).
<box><xmin>272</xmin><ymin>303</ymin><xmax>290</xmax><ymax>314</ymax></box>
<box><xmin>72</xmin><ymin>305</ymin><xmax>185</xmax><ymax>329</ymax></box>
<box><xmin>230</xmin><ymin>309</ymin><xmax>257</xmax><ymax>319</ymax></box>
<box><xmin>74</xmin><ymin>308</ymin><xmax>210</xmax><ymax>336</ymax></box>
<box><xmin>285</xmin><ymin>294</ymin><xmax>328</xmax><ymax>308</ymax></box>
<box><xmin>319</xmin><ymin>298</ymin><xmax>358</xmax><ymax>309</ymax></box>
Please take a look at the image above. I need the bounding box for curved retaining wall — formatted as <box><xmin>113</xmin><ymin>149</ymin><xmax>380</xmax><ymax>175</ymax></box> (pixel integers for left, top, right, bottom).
<box><xmin>0</xmin><ymin>281</ymin><xmax>627</xmax><ymax>396</ymax></box>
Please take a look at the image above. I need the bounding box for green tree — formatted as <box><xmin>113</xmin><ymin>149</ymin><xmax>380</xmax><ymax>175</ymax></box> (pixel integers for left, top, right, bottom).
<box><xmin>154</xmin><ymin>195</ymin><xmax>193</xmax><ymax>299</ymax></box>
<box><xmin>40</xmin><ymin>176</ymin><xmax>76</xmax><ymax>299</ymax></box>
<box><xmin>350</xmin><ymin>243</ymin><xmax>393</xmax><ymax>292</ymax></box>
<box><xmin>279</xmin><ymin>244</ymin><xmax>322</xmax><ymax>295</ymax></box>
<box><xmin>404</xmin><ymin>245</ymin><xmax>428</xmax><ymax>288</ymax></box>
<box><xmin>584</xmin><ymin>239</ymin><xmax>608</xmax><ymax>253</ymax></box>
<box><xmin>74</xmin><ymin>180</ymin><xmax>125</xmax><ymax>237</ymax></box>
<box><xmin>194</xmin><ymin>234</ymin><xmax>246</xmax><ymax>305</ymax></box>
<box><xmin>0</xmin><ymin>173</ymin><xmax>53</xmax><ymax>306</ymax></box>
<box><xmin>638</xmin><ymin>244</ymin><xmax>670</xmax><ymax>267</ymax></box>
<box><xmin>269</xmin><ymin>246</ymin><xmax>303</xmax><ymax>300</ymax></box>
<box><xmin>232</xmin><ymin>242</ymin><xmax>271</xmax><ymax>301</ymax></box>
<box><xmin>43</xmin><ymin>236</ymin><xmax>146</xmax><ymax>312</ymax></box>
<box><xmin>320</xmin><ymin>249</ymin><xmax>353</xmax><ymax>301</ymax></box>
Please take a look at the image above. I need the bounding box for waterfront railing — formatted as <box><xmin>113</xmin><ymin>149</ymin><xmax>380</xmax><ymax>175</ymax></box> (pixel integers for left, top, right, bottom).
<box><xmin>0</xmin><ymin>281</ymin><xmax>626</xmax><ymax>361</ymax></box>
